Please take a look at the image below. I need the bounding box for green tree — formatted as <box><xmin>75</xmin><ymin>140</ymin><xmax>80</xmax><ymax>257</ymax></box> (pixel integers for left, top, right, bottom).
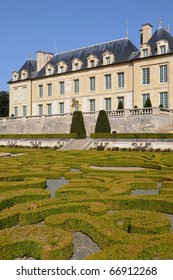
<box><xmin>70</xmin><ymin>111</ymin><xmax>86</xmax><ymax>139</ymax></box>
<box><xmin>144</xmin><ymin>97</ymin><xmax>152</xmax><ymax>108</ymax></box>
<box><xmin>0</xmin><ymin>91</ymin><xmax>9</xmax><ymax>117</ymax></box>
<box><xmin>95</xmin><ymin>110</ymin><xmax>111</xmax><ymax>133</ymax></box>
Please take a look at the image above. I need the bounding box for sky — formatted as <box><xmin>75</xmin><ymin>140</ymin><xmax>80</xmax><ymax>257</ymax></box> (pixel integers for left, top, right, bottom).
<box><xmin>1</xmin><ymin>0</ymin><xmax>173</xmax><ymax>91</ymax></box>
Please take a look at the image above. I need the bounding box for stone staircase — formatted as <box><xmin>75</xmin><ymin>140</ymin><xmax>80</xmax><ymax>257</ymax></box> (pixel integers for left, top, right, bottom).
<box><xmin>61</xmin><ymin>138</ymin><xmax>92</xmax><ymax>150</ymax></box>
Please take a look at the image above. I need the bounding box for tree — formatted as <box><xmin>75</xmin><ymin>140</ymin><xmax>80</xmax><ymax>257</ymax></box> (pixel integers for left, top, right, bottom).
<box><xmin>95</xmin><ymin>110</ymin><xmax>111</xmax><ymax>133</ymax></box>
<box><xmin>70</xmin><ymin>111</ymin><xmax>86</xmax><ymax>139</ymax></box>
<box><xmin>144</xmin><ymin>97</ymin><xmax>152</xmax><ymax>108</ymax></box>
<box><xmin>0</xmin><ymin>91</ymin><xmax>9</xmax><ymax>117</ymax></box>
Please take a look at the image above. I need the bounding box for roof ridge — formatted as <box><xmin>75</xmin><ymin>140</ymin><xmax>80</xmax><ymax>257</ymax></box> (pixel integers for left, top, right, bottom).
<box><xmin>54</xmin><ymin>38</ymin><xmax>128</xmax><ymax>57</ymax></box>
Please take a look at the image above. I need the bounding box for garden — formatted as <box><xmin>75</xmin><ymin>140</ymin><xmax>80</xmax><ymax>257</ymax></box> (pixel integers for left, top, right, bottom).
<box><xmin>0</xmin><ymin>147</ymin><xmax>173</xmax><ymax>259</ymax></box>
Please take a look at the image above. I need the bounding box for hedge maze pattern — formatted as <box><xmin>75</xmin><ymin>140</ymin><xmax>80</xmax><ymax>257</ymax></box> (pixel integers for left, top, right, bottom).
<box><xmin>0</xmin><ymin>147</ymin><xmax>173</xmax><ymax>260</ymax></box>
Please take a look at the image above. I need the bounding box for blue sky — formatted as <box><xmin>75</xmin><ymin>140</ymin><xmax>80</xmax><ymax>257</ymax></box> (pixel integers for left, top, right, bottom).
<box><xmin>1</xmin><ymin>0</ymin><xmax>173</xmax><ymax>91</ymax></box>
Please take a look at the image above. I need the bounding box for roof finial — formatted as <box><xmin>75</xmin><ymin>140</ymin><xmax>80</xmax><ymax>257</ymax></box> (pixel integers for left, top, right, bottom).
<box><xmin>54</xmin><ymin>40</ymin><xmax>58</xmax><ymax>55</ymax></box>
<box><xmin>159</xmin><ymin>17</ymin><xmax>162</xmax><ymax>28</ymax></box>
<box><xmin>125</xmin><ymin>20</ymin><xmax>129</xmax><ymax>39</ymax></box>
<box><xmin>28</xmin><ymin>52</ymin><xmax>31</xmax><ymax>60</ymax></box>
<box><xmin>168</xmin><ymin>24</ymin><xmax>170</xmax><ymax>33</ymax></box>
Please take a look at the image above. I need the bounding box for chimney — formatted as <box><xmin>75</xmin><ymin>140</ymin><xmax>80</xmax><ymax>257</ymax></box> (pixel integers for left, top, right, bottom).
<box><xmin>140</xmin><ymin>23</ymin><xmax>153</xmax><ymax>45</ymax></box>
<box><xmin>36</xmin><ymin>51</ymin><xmax>54</xmax><ymax>72</ymax></box>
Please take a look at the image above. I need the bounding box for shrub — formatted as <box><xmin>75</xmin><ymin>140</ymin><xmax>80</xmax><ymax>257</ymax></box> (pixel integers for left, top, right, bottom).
<box><xmin>95</xmin><ymin>110</ymin><xmax>111</xmax><ymax>133</ymax></box>
<box><xmin>70</xmin><ymin>111</ymin><xmax>86</xmax><ymax>139</ymax></box>
<box><xmin>144</xmin><ymin>98</ymin><xmax>152</xmax><ymax>108</ymax></box>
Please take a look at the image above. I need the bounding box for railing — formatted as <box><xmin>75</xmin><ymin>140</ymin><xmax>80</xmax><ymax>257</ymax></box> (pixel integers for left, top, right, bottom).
<box><xmin>1</xmin><ymin>107</ymin><xmax>172</xmax><ymax>122</ymax></box>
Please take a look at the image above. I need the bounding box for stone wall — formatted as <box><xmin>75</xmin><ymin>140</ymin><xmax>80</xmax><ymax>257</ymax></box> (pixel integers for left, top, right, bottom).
<box><xmin>0</xmin><ymin>109</ymin><xmax>172</xmax><ymax>136</ymax></box>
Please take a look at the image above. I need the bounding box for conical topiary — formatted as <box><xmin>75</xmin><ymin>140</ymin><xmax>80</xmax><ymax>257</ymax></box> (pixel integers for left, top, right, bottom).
<box><xmin>144</xmin><ymin>97</ymin><xmax>152</xmax><ymax>108</ymax></box>
<box><xmin>95</xmin><ymin>110</ymin><xmax>111</xmax><ymax>133</ymax></box>
<box><xmin>70</xmin><ymin>111</ymin><xmax>86</xmax><ymax>139</ymax></box>
<box><xmin>117</xmin><ymin>101</ymin><xmax>124</xmax><ymax>110</ymax></box>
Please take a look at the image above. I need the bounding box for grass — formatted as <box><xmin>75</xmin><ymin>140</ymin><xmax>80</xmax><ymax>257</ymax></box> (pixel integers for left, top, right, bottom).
<box><xmin>0</xmin><ymin>147</ymin><xmax>173</xmax><ymax>259</ymax></box>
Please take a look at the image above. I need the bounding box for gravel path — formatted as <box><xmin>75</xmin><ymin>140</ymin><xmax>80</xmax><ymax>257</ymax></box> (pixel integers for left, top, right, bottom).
<box><xmin>90</xmin><ymin>165</ymin><xmax>144</xmax><ymax>171</ymax></box>
<box><xmin>71</xmin><ymin>232</ymin><xmax>100</xmax><ymax>260</ymax></box>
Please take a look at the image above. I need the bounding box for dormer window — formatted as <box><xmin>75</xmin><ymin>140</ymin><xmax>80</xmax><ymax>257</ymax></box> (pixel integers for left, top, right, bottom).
<box><xmin>21</xmin><ymin>70</ymin><xmax>28</xmax><ymax>80</ymax></box>
<box><xmin>160</xmin><ymin>45</ymin><xmax>166</xmax><ymax>54</ymax></box>
<box><xmin>72</xmin><ymin>58</ymin><xmax>82</xmax><ymax>71</ymax></box>
<box><xmin>157</xmin><ymin>40</ymin><xmax>169</xmax><ymax>55</ymax></box>
<box><xmin>57</xmin><ymin>61</ymin><xmax>68</xmax><ymax>73</ymax></box>
<box><xmin>87</xmin><ymin>54</ymin><xmax>98</xmax><ymax>68</ymax></box>
<box><xmin>45</xmin><ymin>63</ymin><xmax>54</xmax><ymax>76</ymax></box>
<box><xmin>143</xmin><ymin>49</ymin><xmax>148</xmax><ymax>57</ymax></box>
<box><xmin>140</xmin><ymin>44</ymin><xmax>151</xmax><ymax>58</ymax></box>
<box><xmin>105</xmin><ymin>56</ymin><xmax>111</xmax><ymax>65</ymax></box>
<box><xmin>12</xmin><ymin>71</ymin><xmax>19</xmax><ymax>81</ymax></box>
<box><xmin>102</xmin><ymin>51</ymin><xmax>114</xmax><ymax>65</ymax></box>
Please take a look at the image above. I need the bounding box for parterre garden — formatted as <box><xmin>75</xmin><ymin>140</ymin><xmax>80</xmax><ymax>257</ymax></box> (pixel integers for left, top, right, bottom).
<box><xmin>0</xmin><ymin>147</ymin><xmax>173</xmax><ymax>259</ymax></box>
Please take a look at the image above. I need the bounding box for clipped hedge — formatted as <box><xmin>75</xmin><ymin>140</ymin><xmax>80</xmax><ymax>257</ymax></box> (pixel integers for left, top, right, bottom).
<box><xmin>0</xmin><ymin>133</ymin><xmax>77</xmax><ymax>139</ymax></box>
<box><xmin>90</xmin><ymin>133</ymin><xmax>173</xmax><ymax>139</ymax></box>
<box><xmin>0</xmin><ymin>225</ymin><xmax>72</xmax><ymax>260</ymax></box>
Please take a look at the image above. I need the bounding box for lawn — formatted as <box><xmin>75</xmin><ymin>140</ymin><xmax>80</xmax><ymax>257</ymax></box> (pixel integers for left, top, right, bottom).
<box><xmin>0</xmin><ymin>147</ymin><xmax>173</xmax><ymax>260</ymax></box>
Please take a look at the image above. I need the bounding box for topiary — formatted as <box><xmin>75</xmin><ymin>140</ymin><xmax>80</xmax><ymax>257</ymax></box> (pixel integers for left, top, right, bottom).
<box><xmin>70</xmin><ymin>111</ymin><xmax>86</xmax><ymax>139</ymax></box>
<box><xmin>144</xmin><ymin>98</ymin><xmax>152</xmax><ymax>108</ymax></box>
<box><xmin>117</xmin><ymin>101</ymin><xmax>124</xmax><ymax>110</ymax></box>
<box><xmin>95</xmin><ymin>110</ymin><xmax>111</xmax><ymax>133</ymax></box>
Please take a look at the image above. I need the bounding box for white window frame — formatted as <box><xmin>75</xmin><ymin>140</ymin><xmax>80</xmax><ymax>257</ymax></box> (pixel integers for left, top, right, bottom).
<box><xmin>105</xmin><ymin>97</ymin><xmax>111</xmax><ymax>111</ymax></box>
<box><xmin>105</xmin><ymin>74</ymin><xmax>112</xmax><ymax>90</ymax></box>
<box><xmin>60</xmin><ymin>81</ymin><xmax>64</xmax><ymax>95</ymax></box>
<box><xmin>38</xmin><ymin>85</ymin><xmax>43</xmax><ymax>98</ymax></box>
<box><xmin>89</xmin><ymin>77</ymin><xmax>95</xmax><ymax>92</ymax></box>
<box><xmin>47</xmin><ymin>83</ymin><xmax>52</xmax><ymax>97</ymax></box>
<box><xmin>47</xmin><ymin>103</ymin><xmax>52</xmax><ymax>115</ymax></box>
<box><xmin>160</xmin><ymin>65</ymin><xmax>168</xmax><ymax>83</ymax></box>
<box><xmin>74</xmin><ymin>79</ymin><xmax>79</xmax><ymax>93</ymax></box>
<box><xmin>142</xmin><ymin>68</ymin><xmax>150</xmax><ymax>85</ymax></box>
<box><xmin>118</xmin><ymin>72</ymin><xmax>125</xmax><ymax>88</ymax></box>
<box><xmin>160</xmin><ymin>92</ymin><xmax>168</xmax><ymax>109</ymax></box>
<box><xmin>89</xmin><ymin>99</ymin><xmax>95</xmax><ymax>112</ymax></box>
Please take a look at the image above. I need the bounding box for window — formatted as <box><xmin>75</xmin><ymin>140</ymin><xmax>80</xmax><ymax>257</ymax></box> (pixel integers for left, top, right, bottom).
<box><xmin>160</xmin><ymin>92</ymin><xmax>168</xmax><ymax>109</ymax></box>
<box><xmin>60</xmin><ymin>81</ymin><xmax>64</xmax><ymax>95</ymax></box>
<box><xmin>48</xmin><ymin>83</ymin><xmax>52</xmax><ymax>96</ymax></box>
<box><xmin>74</xmin><ymin>63</ymin><xmax>79</xmax><ymax>70</ymax></box>
<box><xmin>59</xmin><ymin>102</ymin><xmax>64</xmax><ymax>114</ymax></box>
<box><xmin>74</xmin><ymin>79</ymin><xmax>79</xmax><ymax>93</ymax></box>
<box><xmin>105</xmin><ymin>56</ymin><xmax>111</xmax><ymax>65</ymax></box>
<box><xmin>90</xmin><ymin>77</ymin><xmax>95</xmax><ymax>91</ymax></box>
<box><xmin>143</xmin><ymin>49</ymin><xmax>148</xmax><ymax>57</ymax></box>
<box><xmin>60</xmin><ymin>66</ymin><xmax>64</xmax><ymax>73</ymax></box>
<box><xmin>22</xmin><ymin>106</ymin><xmax>27</xmax><ymax>117</ymax></box>
<box><xmin>38</xmin><ymin>104</ymin><xmax>43</xmax><ymax>116</ymax></box>
<box><xmin>160</xmin><ymin>45</ymin><xmax>166</xmax><ymax>54</ymax></box>
<box><xmin>143</xmin><ymin>93</ymin><xmax>150</xmax><ymax>107</ymax></box>
<box><xmin>142</xmin><ymin>68</ymin><xmax>150</xmax><ymax>85</ymax></box>
<box><xmin>90</xmin><ymin>60</ymin><xmax>95</xmax><ymax>67</ymax></box>
<box><xmin>14</xmin><ymin>107</ymin><xmax>18</xmax><ymax>117</ymax></box>
<box><xmin>105</xmin><ymin>74</ymin><xmax>111</xmax><ymax>89</ymax></box>
<box><xmin>105</xmin><ymin>97</ymin><xmax>111</xmax><ymax>111</ymax></box>
<box><xmin>90</xmin><ymin>99</ymin><xmax>95</xmax><ymax>112</ymax></box>
<box><xmin>118</xmin><ymin>72</ymin><xmax>124</xmax><ymax>88</ymax></box>
<box><xmin>160</xmin><ymin>65</ymin><xmax>168</xmax><ymax>83</ymax></box>
<box><xmin>47</xmin><ymin>104</ymin><xmax>52</xmax><ymax>115</ymax></box>
<box><xmin>38</xmin><ymin>85</ymin><xmax>43</xmax><ymax>98</ymax></box>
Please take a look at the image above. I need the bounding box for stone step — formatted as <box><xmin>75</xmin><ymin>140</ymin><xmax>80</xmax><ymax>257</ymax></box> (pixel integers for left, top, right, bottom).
<box><xmin>62</xmin><ymin>138</ymin><xmax>92</xmax><ymax>150</ymax></box>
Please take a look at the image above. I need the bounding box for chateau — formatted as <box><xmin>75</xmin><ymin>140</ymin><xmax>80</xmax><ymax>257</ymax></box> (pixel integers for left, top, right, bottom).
<box><xmin>5</xmin><ymin>22</ymin><xmax>173</xmax><ymax>135</ymax></box>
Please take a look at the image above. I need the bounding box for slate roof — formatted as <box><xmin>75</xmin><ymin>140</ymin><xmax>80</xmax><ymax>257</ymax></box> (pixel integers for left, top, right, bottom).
<box><xmin>147</xmin><ymin>27</ymin><xmax>173</xmax><ymax>54</ymax></box>
<box><xmin>36</xmin><ymin>38</ymin><xmax>138</xmax><ymax>78</ymax></box>
<box><xmin>19</xmin><ymin>59</ymin><xmax>37</xmax><ymax>78</ymax></box>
